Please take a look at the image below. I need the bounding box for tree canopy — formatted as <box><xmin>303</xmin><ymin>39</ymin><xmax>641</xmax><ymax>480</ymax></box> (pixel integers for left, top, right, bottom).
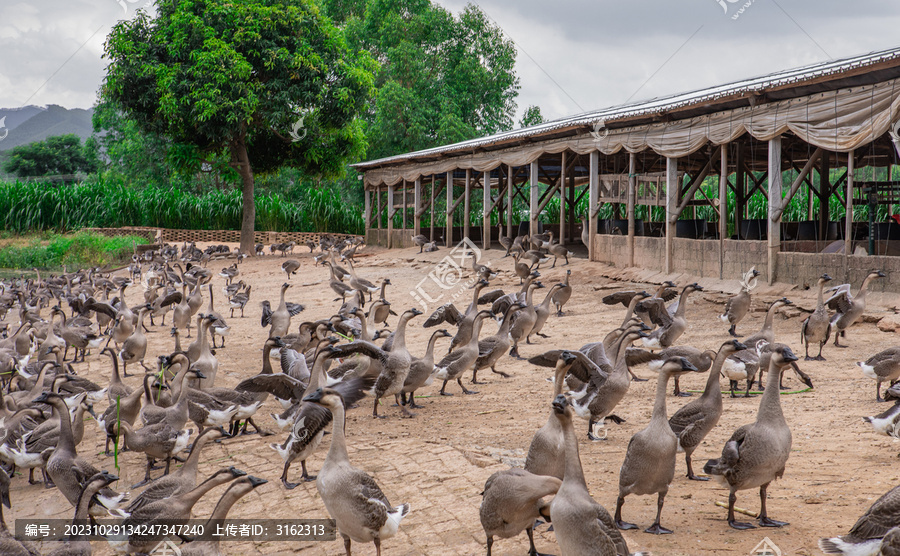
<box><xmin>2</xmin><ymin>134</ymin><xmax>98</xmax><ymax>178</ymax></box>
<box><xmin>101</xmin><ymin>0</ymin><xmax>376</xmax><ymax>252</ymax></box>
<box><xmin>518</xmin><ymin>105</ymin><xmax>544</xmax><ymax>128</ymax></box>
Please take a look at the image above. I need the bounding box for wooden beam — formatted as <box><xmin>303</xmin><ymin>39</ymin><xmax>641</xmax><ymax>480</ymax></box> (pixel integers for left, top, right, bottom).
<box><xmin>530</xmin><ymin>161</ymin><xmax>541</xmax><ymax>238</ymax></box>
<box><xmin>387</xmin><ymin>183</ymin><xmax>394</xmax><ymax>248</ymax></box>
<box><xmin>559</xmin><ymin>152</ymin><xmax>566</xmax><ymax>245</ymax></box>
<box><xmin>430</xmin><ymin>175</ymin><xmax>435</xmax><ymax>242</ymax></box>
<box><xmin>673</xmin><ymin>146</ymin><xmax>721</xmax><ymax>219</ymax></box>
<box><xmin>773</xmin><ymin>146</ymin><xmax>823</xmax><ymax>221</ymax></box>
<box><xmin>483</xmin><ymin>171</ymin><xmax>492</xmax><ymax>250</ymax></box>
<box><xmin>507</xmin><ymin>164</ymin><xmax>514</xmax><ymax>239</ymax></box>
<box><xmin>735</xmin><ymin>146</ymin><xmax>745</xmax><ymax>237</ymax></box>
<box><xmin>845</xmin><ymin>150</ymin><xmax>855</xmax><ymax>261</ymax></box>
<box><xmin>364</xmin><ymin>188</ymin><xmax>372</xmax><ymax>231</ymax></box>
<box><xmin>719</xmin><ymin>145</ymin><xmax>728</xmax><ymax>279</ymax></box>
<box><xmin>464</xmin><ymin>169</ymin><xmax>471</xmax><ymax>243</ymax></box>
<box><xmin>627</xmin><ymin>152</ymin><xmax>636</xmax><ymax>267</ymax></box>
<box><xmin>819</xmin><ymin>150</ymin><xmax>830</xmax><ymax>241</ymax></box>
<box><xmin>767</xmin><ymin>136</ymin><xmax>783</xmax><ymax>285</ymax></box>
<box><xmin>413</xmin><ymin>178</ymin><xmax>421</xmax><ymax>236</ymax></box>
<box><xmin>401</xmin><ymin>181</ymin><xmax>407</xmax><ymax>230</ymax></box>
<box><xmin>446</xmin><ymin>171</ymin><xmax>454</xmax><ymax>246</ymax></box>
<box><xmin>665</xmin><ymin>157</ymin><xmax>678</xmax><ymax>274</ymax></box>
<box><xmin>589</xmin><ymin>152</ymin><xmax>599</xmax><ymax>261</ymax></box>
<box><xmin>375</xmin><ymin>187</ymin><xmax>381</xmax><ymax>229</ymax></box>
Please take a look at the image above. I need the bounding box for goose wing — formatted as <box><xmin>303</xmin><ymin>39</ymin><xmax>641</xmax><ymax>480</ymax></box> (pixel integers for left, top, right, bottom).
<box><xmin>423</xmin><ymin>304</ymin><xmax>462</xmax><ymax>328</ymax></box>
<box><xmin>260</xmin><ymin>301</ymin><xmax>273</xmax><ymax>327</ymax></box>
<box><xmin>601</xmin><ymin>291</ymin><xmax>638</xmax><ymax>307</ymax></box>
<box><xmin>848</xmin><ymin>484</ymin><xmax>900</xmax><ymax>540</ymax></box>
<box><xmin>825</xmin><ymin>284</ymin><xmax>853</xmax><ymax>313</ymax></box>
<box><xmin>236</xmin><ymin>374</ymin><xmax>307</xmax><ymax>401</ymax></box>
<box><xmin>158</xmin><ymin>291</ymin><xmax>183</xmax><ymax>308</ymax></box>
<box><xmin>286</xmin><ymin>303</ymin><xmax>306</xmax><ymax>316</ymax></box>
<box><xmin>637</xmin><ymin>298</ymin><xmax>673</xmax><ymax>327</ymax></box>
<box><xmin>624</xmin><ymin>347</ymin><xmax>661</xmax><ymax>367</ymax></box>
<box><xmin>281</xmin><ymin>348</ymin><xmax>310</xmax><ymax>381</ymax></box>
<box><xmin>332</xmin><ymin>341</ymin><xmax>388</xmax><ymax>365</ymax></box>
<box><xmin>477</xmin><ymin>289</ymin><xmax>505</xmax><ymax>305</ymax></box>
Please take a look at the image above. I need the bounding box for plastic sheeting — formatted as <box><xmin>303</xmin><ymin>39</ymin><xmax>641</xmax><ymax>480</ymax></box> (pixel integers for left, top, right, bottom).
<box><xmin>363</xmin><ymin>79</ymin><xmax>900</xmax><ymax>188</ymax></box>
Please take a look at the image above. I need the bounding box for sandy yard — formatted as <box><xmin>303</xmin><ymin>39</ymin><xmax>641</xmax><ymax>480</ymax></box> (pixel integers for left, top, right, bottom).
<box><xmin>7</xmin><ymin>240</ymin><xmax>900</xmax><ymax>556</ymax></box>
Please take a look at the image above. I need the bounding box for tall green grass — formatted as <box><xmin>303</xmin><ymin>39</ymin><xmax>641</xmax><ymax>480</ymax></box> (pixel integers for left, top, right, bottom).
<box><xmin>0</xmin><ymin>232</ymin><xmax>150</xmax><ymax>270</ymax></box>
<box><xmin>0</xmin><ymin>176</ymin><xmax>364</xmax><ymax>235</ymax></box>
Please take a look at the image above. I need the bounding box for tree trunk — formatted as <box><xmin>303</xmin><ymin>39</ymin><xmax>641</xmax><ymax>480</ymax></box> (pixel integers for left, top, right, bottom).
<box><xmin>231</xmin><ymin>140</ymin><xmax>256</xmax><ymax>255</ymax></box>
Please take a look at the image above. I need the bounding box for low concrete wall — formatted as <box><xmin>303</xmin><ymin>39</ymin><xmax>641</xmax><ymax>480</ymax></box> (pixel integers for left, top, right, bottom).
<box><xmin>592</xmin><ymin>233</ymin><xmax>900</xmax><ymax>292</ymax></box>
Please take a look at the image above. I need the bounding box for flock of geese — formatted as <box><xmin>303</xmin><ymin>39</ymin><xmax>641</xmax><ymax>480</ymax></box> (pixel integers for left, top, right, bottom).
<box><xmin>0</xmin><ymin>230</ymin><xmax>895</xmax><ymax>555</ymax></box>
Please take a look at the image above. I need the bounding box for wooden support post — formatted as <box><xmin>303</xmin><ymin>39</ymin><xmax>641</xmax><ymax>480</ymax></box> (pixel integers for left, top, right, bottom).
<box><xmin>375</xmin><ymin>187</ymin><xmax>381</xmax><ymax>230</ymax></box>
<box><xmin>665</xmin><ymin>157</ymin><xmax>678</xmax><ymax>274</ymax></box>
<box><xmin>767</xmin><ymin>136</ymin><xmax>783</xmax><ymax>285</ymax></box>
<box><xmin>627</xmin><ymin>152</ymin><xmax>636</xmax><ymax>267</ymax></box>
<box><xmin>530</xmin><ymin>160</ymin><xmax>540</xmax><ymax>238</ymax></box>
<box><xmin>568</xmin><ymin>161</ymin><xmax>576</xmax><ymax>242</ymax></box>
<box><xmin>819</xmin><ymin>151</ymin><xmax>830</xmax><ymax>241</ymax></box>
<box><xmin>430</xmin><ymin>175</ymin><xmax>436</xmax><ymax>242</ymax></box>
<box><xmin>719</xmin><ymin>145</ymin><xmax>728</xmax><ymax>279</ymax></box>
<box><xmin>588</xmin><ymin>152</ymin><xmax>599</xmax><ymax>261</ymax></box>
<box><xmin>773</xmin><ymin>147</ymin><xmax>823</xmax><ymax>221</ymax></box>
<box><xmin>483</xmin><ymin>171</ymin><xmax>492</xmax><ymax>250</ymax></box>
<box><xmin>414</xmin><ymin>178</ymin><xmax>421</xmax><ymax>237</ymax></box>
<box><xmin>364</xmin><ymin>188</ymin><xmax>371</xmax><ymax>230</ymax></box>
<box><xmin>735</xmin><ymin>146</ymin><xmax>745</xmax><ymax>238</ymax></box>
<box><xmin>387</xmin><ymin>184</ymin><xmax>394</xmax><ymax>248</ymax></box>
<box><xmin>559</xmin><ymin>152</ymin><xmax>566</xmax><ymax>245</ymax></box>
<box><xmin>402</xmin><ymin>181</ymin><xmax>407</xmax><ymax>230</ymax></box>
<box><xmin>507</xmin><ymin>165</ymin><xmax>514</xmax><ymax>240</ymax></box>
<box><xmin>845</xmin><ymin>150</ymin><xmax>855</xmax><ymax>260</ymax></box>
<box><xmin>446</xmin><ymin>171</ymin><xmax>454</xmax><ymax>246</ymax></box>
<box><xmin>464</xmin><ymin>169</ymin><xmax>471</xmax><ymax>242</ymax></box>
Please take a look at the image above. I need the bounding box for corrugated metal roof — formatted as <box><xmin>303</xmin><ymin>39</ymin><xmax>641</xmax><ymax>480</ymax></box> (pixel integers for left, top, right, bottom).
<box><xmin>353</xmin><ymin>45</ymin><xmax>900</xmax><ymax>169</ymax></box>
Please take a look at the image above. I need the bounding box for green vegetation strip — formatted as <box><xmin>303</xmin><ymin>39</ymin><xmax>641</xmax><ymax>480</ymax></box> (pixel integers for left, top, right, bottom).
<box><xmin>0</xmin><ymin>231</ymin><xmax>148</xmax><ymax>270</ymax></box>
<box><xmin>685</xmin><ymin>387</ymin><xmax>813</xmax><ymax>395</ymax></box>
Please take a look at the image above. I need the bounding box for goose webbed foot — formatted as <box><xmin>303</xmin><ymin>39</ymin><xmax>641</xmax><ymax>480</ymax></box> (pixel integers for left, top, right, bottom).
<box><xmin>728</xmin><ymin>519</ymin><xmax>757</xmax><ymax>530</ymax></box>
<box><xmin>282</xmin><ymin>478</ymin><xmax>299</xmax><ymax>490</ymax></box>
<box><xmin>759</xmin><ymin>516</ymin><xmax>789</xmax><ymax>527</ymax></box>
<box><xmin>688</xmin><ymin>474</ymin><xmax>709</xmax><ymax>481</ymax></box>
<box><xmin>674</xmin><ymin>390</ymin><xmax>692</xmax><ymax>397</ymax></box>
<box><xmin>439</xmin><ymin>380</ymin><xmax>453</xmax><ymax>396</ymax></box>
<box><xmin>536</xmin><ymin>333</ymin><xmax>550</xmax><ymax>338</ymax></box>
<box><xmin>604</xmin><ymin>414</ymin><xmax>625</xmax><ymax>424</ymax></box>
<box><xmin>615</xmin><ymin>520</ymin><xmax>638</xmax><ymax>530</ymax></box>
<box><xmin>644</xmin><ymin>522</ymin><xmax>673</xmax><ymax>535</ymax></box>
<box><xmin>555</xmin><ymin>310</ymin><xmax>564</xmax><ymax>317</ymax></box>
<box><xmin>728</xmin><ymin>325</ymin><xmax>737</xmax><ymax>337</ymax></box>
<box><xmin>803</xmin><ymin>356</ymin><xmax>816</xmax><ymax>361</ymax></box>
<box><xmin>458</xmin><ymin>378</ymin><xmax>479</xmax><ymax>395</ymax></box>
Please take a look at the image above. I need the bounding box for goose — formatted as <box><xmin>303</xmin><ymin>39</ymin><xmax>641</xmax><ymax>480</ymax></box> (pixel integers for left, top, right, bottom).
<box><xmin>801</xmin><ymin>274</ymin><xmax>833</xmax><ymax>360</ymax></box>
<box><xmin>423</xmin><ymin>238</ymin><xmax>440</xmax><ymax>252</ymax></box>
<box><xmin>47</xmin><ymin>471</ymin><xmax>120</xmax><ymax>556</ymax></box>
<box><xmin>550</xmin><ymin>269</ymin><xmax>572</xmax><ymax>316</ymax></box>
<box><xmin>509</xmin><ymin>281</ymin><xmax>545</xmax><ymax>359</ymax></box>
<box><xmin>173</xmin><ymin>284</ymin><xmax>193</xmax><ymax>336</ymax></box>
<box><xmin>0</xmin><ymin>468</ymin><xmax>40</xmax><ymax>555</ymax></box>
<box><xmin>140</xmin><ymin>359</ymin><xmax>199</xmax><ymax>429</ymax></box>
<box><xmin>37</xmin><ymin>392</ymin><xmax>129</xmax><ymax>515</ymax></box>
<box><xmin>524</xmin><ymin>350</ymin><xmax>577</xmax><ymax>480</ymax></box>
<box><xmin>860</xmin><ymin>347</ymin><xmax>900</xmax><ymax>402</ymax></box>
<box><xmin>282</xmin><ymin>259</ymin><xmax>301</xmax><ymax>279</ymax></box>
<box><xmin>119</xmin><ymin>305</ymin><xmax>151</xmax><ymax>376</ymax></box>
<box><xmin>218</xmin><ymin>262</ymin><xmax>239</xmax><ymax>285</ymax></box>
<box><xmin>498</xmin><ymin>224</ymin><xmax>513</xmax><ymax>257</ymax></box>
<box><xmin>703</xmin><ymin>344</ymin><xmax>798</xmax><ymax>529</ymax></box>
<box><xmin>547</xmin><ymin>233</ymin><xmax>570</xmax><ymax>267</ymax></box>
<box><xmin>147</xmin><ymin>286</ymin><xmax>182</xmax><ymax>326</ymax></box>
<box><xmin>863</xmin><ymin>398</ymin><xmax>900</xmax><ymax>437</ymax></box>
<box><xmin>626</xmin><ymin>344</ymin><xmax>717</xmax><ymax>397</ymax></box>
<box><xmin>667</xmin><ymin>340</ymin><xmax>746</xmax><ymax>480</ymax></box>
<box><xmin>412</xmin><ymin>234</ymin><xmax>429</xmax><ymax>253</ymax></box>
<box><xmin>435</xmin><ymin>310</ymin><xmax>493</xmax><ymax>396</ymax></box>
<box><xmin>329</xmin><ymin>249</ymin><xmax>351</xmax><ymax>280</ymax></box>
<box><xmin>639</xmin><ymin>283</ymin><xmax>702</xmax><ymax>349</ymax></box>
<box><xmin>228</xmin><ymin>284</ymin><xmax>251</xmax><ymax>318</ymax></box>
<box><xmin>332</xmin><ymin>308</ymin><xmax>421</xmax><ymax>418</ymax></box>
<box><xmin>513</xmin><ymin>253</ymin><xmax>534</xmax><ymax>284</ymax></box>
<box><xmin>626</xmin><ymin>281</ymin><xmax>678</xmax><ymax>326</ymax></box>
<box><xmin>529</xmin><ymin>282</ymin><xmax>565</xmax><ymax>341</ymax></box>
<box><xmin>401</xmin><ymin>329</ymin><xmax>452</xmax><ymax>408</ymax></box>
<box><xmin>472</xmin><ymin>302</ymin><xmax>527</xmax><ymax>383</ymax></box>
<box><xmin>204</xmin><ymin>284</ymin><xmax>230</xmax><ymax>348</ymax></box>
<box><xmin>112</xmin><ymin>467</ymin><xmax>245</xmax><ymax>555</ymax></box>
<box><xmin>826</xmin><ymin>269</ymin><xmax>885</xmax><ymax>347</ymax></box>
<box><xmin>302</xmin><ymin>387</ymin><xmax>411</xmax><ymax>556</ymax></box>
<box><xmin>97</xmin><ymin>371</ymin><xmax>144</xmax><ymax>456</ymax></box>
<box><xmin>819</xmin><ymin>486</ymin><xmax>900</xmax><ymax>555</ymax></box>
<box><xmin>179</xmin><ymin>475</ymin><xmax>269</xmax><ymax>556</ymax></box>
<box><xmin>479</xmin><ymin>468</ymin><xmax>560</xmax><ymax>556</ymax></box>
<box><xmin>615</xmin><ymin>356</ymin><xmax>700</xmax><ymax>534</ymax></box>
<box><xmin>263</xmin><ymin>283</ymin><xmax>305</xmax><ymax>339</ymax></box>
<box><xmin>54</xmin><ymin>308</ymin><xmax>102</xmax><ymax>363</ymax></box>
<box><xmin>579</xmin><ymin>216</ymin><xmax>590</xmax><ymax>250</ymax></box>
<box><xmin>719</xmin><ymin>268</ymin><xmax>760</xmax><ymax>336</ymax></box>
<box><xmin>190</xmin><ymin>315</ymin><xmax>219</xmax><ymax>389</ymax></box>
<box><xmin>115</xmin><ymin>420</ymin><xmax>193</xmax><ymax>487</ymax></box>
<box><xmin>108</xmin><ymin>285</ymin><xmax>135</xmax><ymax>347</ymax></box>
<box><xmin>223</xmin><ymin>279</ymin><xmax>245</xmax><ymax>298</ymax></box>
<box><xmin>549</xmin><ymin>394</ymin><xmax>647</xmax><ymax>556</ymax></box>
<box><xmin>371</xmin><ymin>279</ymin><xmax>395</xmax><ymax>326</ymax></box>
<box><xmin>446</xmin><ymin>279</ymin><xmax>490</xmax><ymax>352</ymax></box>
<box><xmin>346</xmin><ymin>260</ymin><xmax>380</xmax><ymax>301</ymax></box>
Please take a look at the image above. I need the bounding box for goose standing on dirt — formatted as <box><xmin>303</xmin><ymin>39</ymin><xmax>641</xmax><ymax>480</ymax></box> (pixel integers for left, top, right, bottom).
<box><xmin>667</xmin><ymin>340</ymin><xmax>746</xmax><ymax>480</ymax></box>
<box><xmin>549</xmin><ymin>394</ymin><xmax>646</xmax><ymax>556</ymax></box>
<box><xmin>529</xmin><ymin>283</ymin><xmax>564</xmax><ymax>341</ymax></box>
<box><xmin>472</xmin><ymin>302</ymin><xmax>526</xmax><ymax>383</ymax></box>
<box><xmin>827</xmin><ymin>269</ymin><xmax>886</xmax><ymax>347</ymax></box>
<box><xmin>303</xmin><ymin>387</ymin><xmax>410</xmax><ymax>556</ymax></box>
<box><xmin>801</xmin><ymin>274</ymin><xmax>833</xmax><ymax>360</ymax></box>
<box><xmin>819</xmin><ymin>484</ymin><xmax>900</xmax><ymax>555</ymax></box>
<box><xmin>264</xmin><ymin>283</ymin><xmax>304</xmax><ymax>339</ymax></box>
<box><xmin>435</xmin><ymin>310</ymin><xmax>494</xmax><ymax>395</ymax></box>
<box><xmin>205</xmin><ymin>284</ymin><xmax>230</xmax><ymax>348</ymax></box>
<box><xmin>412</xmin><ymin>234</ymin><xmax>429</xmax><ymax>253</ymax></box>
<box><xmin>282</xmin><ymin>259</ymin><xmax>301</xmax><ymax>279</ymax></box>
<box><xmin>524</xmin><ymin>351</ymin><xmax>577</xmax><ymax>480</ymax></box>
<box><xmin>703</xmin><ymin>345</ymin><xmax>798</xmax><ymax>529</ymax></box>
<box><xmin>479</xmin><ymin>468</ymin><xmax>560</xmax><ymax>556</ymax></box>
<box><xmin>859</xmin><ymin>346</ymin><xmax>900</xmax><ymax>402</ymax></box>
<box><xmin>615</xmin><ymin>357</ymin><xmax>700</xmax><ymax>534</ymax></box>
<box><xmin>47</xmin><ymin>471</ymin><xmax>120</xmax><ymax>556</ymax></box>
<box><xmin>625</xmin><ymin>344</ymin><xmax>715</xmax><ymax>397</ymax></box>
<box><xmin>551</xmin><ymin>269</ymin><xmax>572</xmax><ymax>316</ymax></box>
<box><xmin>509</xmin><ymin>281</ymin><xmax>545</xmax><ymax>359</ymax></box>
<box><xmin>719</xmin><ymin>268</ymin><xmax>759</xmax><ymax>336</ymax></box>
<box><xmin>640</xmin><ymin>283</ymin><xmax>703</xmax><ymax>350</ymax></box>
<box><xmin>346</xmin><ymin>260</ymin><xmax>381</xmax><ymax>301</ymax></box>
<box><xmin>401</xmin><ymin>329</ymin><xmax>451</xmax><ymax>408</ymax></box>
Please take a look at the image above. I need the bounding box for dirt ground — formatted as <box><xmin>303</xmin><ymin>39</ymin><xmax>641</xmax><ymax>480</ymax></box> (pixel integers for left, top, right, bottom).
<box><xmin>7</xmin><ymin>241</ymin><xmax>900</xmax><ymax>556</ymax></box>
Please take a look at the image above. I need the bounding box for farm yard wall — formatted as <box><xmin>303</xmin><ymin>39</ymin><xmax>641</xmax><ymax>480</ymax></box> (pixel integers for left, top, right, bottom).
<box><xmin>83</xmin><ymin>227</ymin><xmax>361</xmax><ymax>246</ymax></box>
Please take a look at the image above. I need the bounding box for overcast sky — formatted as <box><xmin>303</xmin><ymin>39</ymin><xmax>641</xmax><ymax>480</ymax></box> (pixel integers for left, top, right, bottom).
<box><xmin>2</xmin><ymin>0</ymin><xmax>900</xmax><ymax>125</ymax></box>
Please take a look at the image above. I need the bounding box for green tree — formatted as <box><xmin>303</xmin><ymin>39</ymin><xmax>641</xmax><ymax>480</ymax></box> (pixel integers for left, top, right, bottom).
<box><xmin>3</xmin><ymin>134</ymin><xmax>98</xmax><ymax>178</ymax></box>
<box><xmin>518</xmin><ymin>105</ymin><xmax>543</xmax><ymax>128</ymax></box>
<box><xmin>101</xmin><ymin>0</ymin><xmax>376</xmax><ymax>252</ymax></box>
<box><xmin>326</xmin><ymin>0</ymin><xmax>519</xmax><ymax>159</ymax></box>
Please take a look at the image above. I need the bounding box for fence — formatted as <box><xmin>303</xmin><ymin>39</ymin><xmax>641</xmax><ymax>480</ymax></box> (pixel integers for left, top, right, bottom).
<box><xmin>82</xmin><ymin>227</ymin><xmax>362</xmax><ymax>246</ymax></box>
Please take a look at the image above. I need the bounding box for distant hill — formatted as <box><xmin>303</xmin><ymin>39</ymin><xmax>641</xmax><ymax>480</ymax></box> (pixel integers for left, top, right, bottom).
<box><xmin>0</xmin><ymin>105</ymin><xmax>94</xmax><ymax>152</ymax></box>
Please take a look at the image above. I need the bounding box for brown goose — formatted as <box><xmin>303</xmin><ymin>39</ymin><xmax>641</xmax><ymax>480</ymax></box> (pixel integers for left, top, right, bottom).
<box><xmin>508</xmin><ymin>281</ymin><xmax>544</xmax><ymax>359</ymax></box>
<box><xmin>479</xmin><ymin>468</ymin><xmax>560</xmax><ymax>556</ymax></box>
<box><xmin>860</xmin><ymin>347</ymin><xmax>900</xmax><ymax>402</ymax></box>
<box><xmin>282</xmin><ymin>259</ymin><xmax>301</xmax><ymax>279</ymax></box>
<box><xmin>667</xmin><ymin>340</ymin><xmax>746</xmax><ymax>480</ymax></box>
<box><xmin>626</xmin><ymin>344</ymin><xmax>715</xmax><ymax>397</ymax></box>
<box><xmin>703</xmin><ymin>345</ymin><xmax>798</xmax><ymax>529</ymax></box>
<box><xmin>529</xmin><ymin>282</ymin><xmax>565</xmax><ymax>341</ymax></box>
<box><xmin>820</xmin><ymin>485</ymin><xmax>900</xmax><ymax>555</ymax></box>
<box><xmin>615</xmin><ymin>357</ymin><xmax>700</xmax><ymax>534</ymax></box>
<box><xmin>639</xmin><ymin>283</ymin><xmax>702</xmax><ymax>350</ymax></box>
<box><xmin>401</xmin><ymin>329</ymin><xmax>452</xmax><ymax>408</ymax></box>
<box><xmin>471</xmin><ymin>302</ymin><xmax>527</xmax><ymax>383</ymax></box>
<box><xmin>524</xmin><ymin>350</ymin><xmax>577</xmax><ymax>480</ymax></box>
<box><xmin>180</xmin><ymin>476</ymin><xmax>269</xmax><ymax>556</ymax></box>
<box><xmin>719</xmin><ymin>268</ymin><xmax>760</xmax><ymax>336</ymax></box>
<box><xmin>47</xmin><ymin>471</ymin><xmax>120</xmax><ymax>556</ymax></box>
<box><xmin>435</xmin><ymin>310</ymin><xmax>493</xmax><ymax>395</ymax></box>
<box><xmin>827</xmin><ymin>269</ymin><xmax>885</xmax><ymax>347</ymax></box>
<box><xmin>550</xmin><ymin>269</ymin><xmax>572</xmax><ymax>316</ymax></box>
<box><xmin>801</xmin><ymin>274</ymin><xmax>833</xmax><ymax>360</ymax></box>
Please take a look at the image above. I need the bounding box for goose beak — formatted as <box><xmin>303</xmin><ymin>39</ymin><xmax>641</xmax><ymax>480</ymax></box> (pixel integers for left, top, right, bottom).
<box><xmin>228</xmin><ymin>467</ymin><xmax>247</xmax><ymax>478</ymax></box>
<box><xmin>248</xmin><ymin>476</ymin><xmax>268</xmax><ymax>487</ymax></box>
<box><xmin>732</xmin><ymin>340</ymin><xmax>748</xmax><ymax>351</ymax></box>
<box><xmin>782</xmin><ymin>347</ymin><xmax>799</xmax><ymax>363</ymax></box>
<box><xmin>551</xmin><ymin>394</ymin><xmax>568</xmax><ymax>413</ymax></box>
<box><xmin>821</xmin><ymin>274</ymin><xmax>833</xmax><ymax>281</ymax></box>
<box><xmin>303</xmin><ymin>388</ymin><xmax>325</xmax><ymax>403</ymax></box>
<box><xmin>560</xmin><ymin>351</ymin><xmax>577</xmax><ymax>365</ymax></box>
<box><xmin>877</xmin><ymin>270</ymin><xmax>886</xmax><ymax>278</ymax></box>
<box><xmin>32</xmin><ymin>392</ymin><xmax>50</xmax><ymax>404</ymax></box>
<box><xmin>410</xmin><ymin>308</ymin><xmax>423</xmax><ymax>316</ymax></box>
<box><xmin>192</xmin><ymin>371</ymin><xmax>207</xmax><ymax>379</ymax></box>
<box><xmin>680</xmin><ymin>358</ymin><xmax>699</xmax><ymax>372</ymax></box>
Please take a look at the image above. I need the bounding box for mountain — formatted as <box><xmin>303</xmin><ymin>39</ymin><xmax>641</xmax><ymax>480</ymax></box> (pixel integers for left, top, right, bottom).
<box><xmin>0</xmin><ymin>105</ymin><xmax>94</xmax><ymax>152</ymax></box>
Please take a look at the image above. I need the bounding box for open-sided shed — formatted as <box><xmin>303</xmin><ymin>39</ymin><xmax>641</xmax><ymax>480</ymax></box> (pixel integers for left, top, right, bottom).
<box><xmin>353</xmin><ymin>46</ymin><xmax>900</xmax><ymax>290</ymax></box>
